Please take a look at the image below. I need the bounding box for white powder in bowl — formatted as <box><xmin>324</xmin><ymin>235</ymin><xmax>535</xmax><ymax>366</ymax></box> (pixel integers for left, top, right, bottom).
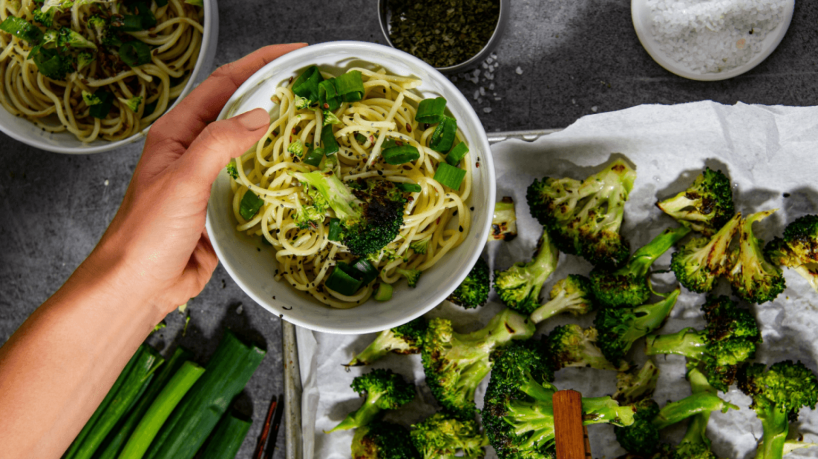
<box><xmin>648</xmin><ymin>0</ymin><xmax>788</xmax><ymax>74</ymax></box>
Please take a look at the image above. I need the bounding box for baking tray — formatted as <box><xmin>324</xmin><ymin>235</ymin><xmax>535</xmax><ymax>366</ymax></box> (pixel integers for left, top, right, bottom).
<box><xmin>282</xmin><ymin>128</ymin><xmax>559</xmax><ymax>459</ymax></box>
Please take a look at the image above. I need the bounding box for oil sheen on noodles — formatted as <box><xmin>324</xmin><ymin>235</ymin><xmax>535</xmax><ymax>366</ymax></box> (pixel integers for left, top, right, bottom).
<box><xmin>230</xmin><ymin>68</ymin><xmax>473</xmax><ymax>309</ymax></box>
<box><xmin>0</xmin><ymin>0</ymin><xmax>203</xmax><ymax>142</ymax></box>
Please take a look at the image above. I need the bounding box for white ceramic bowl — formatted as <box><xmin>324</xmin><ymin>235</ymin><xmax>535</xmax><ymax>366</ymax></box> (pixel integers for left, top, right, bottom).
<box><xmin>206</xmin><ymin>41</ymin><xmax>495</xmax><ymax>334</ymax></box>
<box><xmin>0</xmin><ymin>1</ymin><xmax>219</xmax><ymax>154</ymax></box>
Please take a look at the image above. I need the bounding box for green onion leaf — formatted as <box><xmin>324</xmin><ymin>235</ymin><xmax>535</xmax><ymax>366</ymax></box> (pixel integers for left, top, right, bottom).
<box><xmin>416</xmin><ymin>97</ymin><xmax>446</xmax><ymax>124</ymax></box>
<box><xmin>354</xmin><ymin>133</ymin><xmax>367</xmax><ymax>144</ymax></box>
<box><xmin>374</xmin><ymin>283</ymin><xmax>393</xmax><ymax>301</ymax></box>
<box><xmin>445</xmin><ymin>142</ymin><xmax>469</xmax><ymax>166</ymax></box>
<box><xmin>433</xmin><ymin>163</ymin><xmax>466</xmax><ymax>190</ymax></box>
<box><xmin>382</xmin><ymin>145</ymin><xmax>419</xmax><ymax>165</ymax></box>
<box><xmin>156</xmin><ymin>0</ymin><xmax>168</xmax><ymax>6</ymax></box>
<box><xmin>239</xmin><ymin>189</ymin><xmax>264</xmax><ymax>220</ymax></box>
<box><xmin>292</xmin><ymin>65</ymin><xmax>323</xmax><ymax>103</ymax></box>
<box><xmin>350</xmin><ymin>258</ymin><xmax>379</xmax><ymax>286</ymax></box>
<box><xmin>302</xmin><ymin>147</ymin><xmax>324</xmax><ymax>167</ymax></box>
<box><xmin>395</xmin><ymin>182</ymin><xmax>421</xmax><ymax>193</ymax></box>
<box><xmin>144</xmin><ymin>99</ymin><xmax>158</xmax><ymax>116</ymax></box>
<box><xmin>120</xmin><ymin>2</ymin><xmax>156</xmax><ymax>31</ymax></box>
<box><xmin>318</xmin><ymin>78</ymin><xmax>341</xmax><ymax>111</ymax></box>
<box><xmin>28</xmin><ymin>45</ymin><xmax>72</xmax><ymax>80</ymax></box>
<box><xmin>327</xmin><ymin>218</ymin><xmax>342</xmax><ymax>241</ymax></box>
<box><xmin>0</xmin><ymin>16</ymin><xmax>43</xmax><ymax>44</ymax></box>
<box><xmin>325</xmin><ymin>263</ymin><xmax>363</xmax><ymax>296</ymax></box>
<box><xmin>321</xmin><ymin>126</ymin><xmax>339</xmax><ymax>156</ymax></box>
<box><xmin>119</xmin><ymin>40</ymin><xmax>152</xmax><ymax>67</ymax></box>
<box><xmin>88</xmin><ymin>90</ymin><xmax>114</xmax><ymax>119</ymax></box>
<box><xmin>429</xmin><ymin>116</ymin><xmax>457</xmax><ymax>153</ymax></box>
<box><xmin>335</xmin><ymin>70</ymin><xmax>364</xmax><ymax>102</ymax></box>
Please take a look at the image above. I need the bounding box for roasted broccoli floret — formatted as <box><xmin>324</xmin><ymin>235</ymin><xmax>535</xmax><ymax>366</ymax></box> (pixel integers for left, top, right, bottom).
<box><xmin>591</xmin><ymin>226</ymin><xmax>691</xmax><ymax>309</ymax></box>
<box><xmin>421</xmin><ymin>308</ymin><xmax>536</xmax><ymax>420</ymax></box>
<box><xmin>544</xmin><ymin>324</ymin><xmax>623</xmax><ymax>371</ymax></box>
<box><xmin>347</xmin><ymin>317</ymin><xmax>427</xmax><ymax>367</ymax></box>
<box><xmin>737</xmin><ymin>361</ymin><xmax>818</xmax><ymax>459</ymax></box>
<box><xmin>765</xmin><ymin>215</ymin><xmax>818</xmax><ymax>294</ymax></box>
<box><xmin>727</xmin><ymin>210</ymin><xmax>785</xmax><ymax>304</ymax></box>
<box><xmin>657</xmin><ymin>168</ymin><xmax>735</xmax><ymax>237</ymax></box>
<box><xmin>397</xmin><ymin>268</ymin><xmax>422</xmax><ymax>288</ymax></box>
<box><xmin>493</xmin><ymin>229</ymin><xmax>559</xmax><ymax>314</ymax></box>
<box><xmin>613</xmin><ymin>359</ymin><xmax>660</xmax><ymax>405</ymax></box>
<box><xmin>410</xmin><ymin>413</ymin><xmax>489</xmax><ymax>459</ymax></box>
<box><xmin>530</xmin><ymin>274</ymin><xmax>596</xmax><ymax>324</ymax></box>
<box><xmin>327</xmin><ymin>369</ymin><xmax>415</xmax><ymax>432</ymax></box>
<box><xmin>447</xmin><ymin>257</ymin><xmax>490</xmax><ymax>309</ymax></box>
<box><xmin>352</xmin><ymin>422</ymin><xmax>420</xmax><ymax>459</ymax></box>
<box><xmin>645</xmin><ymin>296</ymin><xmax>761</xmax><ymax>392</ymax></box>
<box><xmin>615</xmin><ymin>393</ymin><xmax>737</xmax><ymax>457</ymax></box>
<box><xmin>671</xmin><ymin>213</ymin><xmax>741</xmax><ymax>293</ymax></box>
<box><xmin>295</xmin><ymin>171</ymin><xmax>407</xmax><ymax>256</ymax></box>
<box><xmin>489</xmin><ymin>197</ymin><xmax>518</xmax><ymax>242</ymax></box>
<box><xmin>671</xmin><ymin>367</ymin><xmax>722</xmax><ymax>459</ymax></box>
<box><xmin>409</xmin><ymin>237</ymin><xmax>430</xmax><ymax>254</ymax></box>
<box><xmin>594</xmin><ymin>288</ymin><xmax>680</xmax><ymax>367</ymax></box>
<box><xmin>527</xmin><ymin>159</ymin><xmax>636</xmax><ymax>267</ymax></box>
<box><xmin>483</xmin><ymin>340</ymin><xmax>634</xmax><ymax>459</ymax></box>
<box><xmin>87</xmin><ymin>14</ymin><xmax>121</xmax><ymax>47</ymax></box>
<box><xmin>32</xmin><ymin>0</ymin><xmax>74</xmax><ymax>27</ymax></box>
<box><xmin>293</xmin><ymin>199</ymin><xmax>326</xmax><ymax>230</ymax></box>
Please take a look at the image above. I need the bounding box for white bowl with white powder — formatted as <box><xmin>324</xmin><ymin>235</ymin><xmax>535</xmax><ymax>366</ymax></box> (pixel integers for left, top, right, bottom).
<box><xmin>632</xmin><ymin>0</ymin><xmax>794</xmax><ymax>81</ymax></box>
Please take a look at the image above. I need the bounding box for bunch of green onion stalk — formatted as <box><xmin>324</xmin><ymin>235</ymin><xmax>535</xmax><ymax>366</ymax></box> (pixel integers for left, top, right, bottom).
<box><xmin>63</xmin><ymin>331</ymin><xmax>265</xmax><ymax>459</ymax></box>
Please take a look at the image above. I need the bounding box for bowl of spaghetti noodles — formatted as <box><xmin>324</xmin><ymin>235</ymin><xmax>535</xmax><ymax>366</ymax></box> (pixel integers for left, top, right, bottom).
<box><xmin>0</xmin><ymin>0</ymin><xmax>216</xmax><ymax>153</ymax></box>
<box><xmin>206</xmin><ymin>41</ymin><xmax>495</xmax><ymax>334</ymax></box>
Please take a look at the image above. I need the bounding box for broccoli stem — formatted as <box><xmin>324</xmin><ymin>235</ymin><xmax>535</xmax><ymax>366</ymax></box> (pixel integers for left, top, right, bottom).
<box><xmin>328</xmin><ymin>392</ymin><xmax>383</xmax><ymax>432</ymax></box>
<box><xmin>527</xmin><ymin>230</ymin><xmax>560</xmax><ymax>294</ymax></box>
<box><xmin>507</xmin><ymin>373</ymin><xmax>555</xmax><ymax>442</ymax></box>
<box><xmin>644</xmin><ymin>328</ymin><xmax>707</xmax><ymax>360</ymax></box>
<box><xmin>685</xmin><ymin>366</ymin><xmax>718</xmax><ymax>447</ymax></box>
<box><xmin>622</xmin><ymin>289</ymin><xmax>681</xmax><ymax>347</ymax></box>
<box><xmin>530</xmin><ymin>288</ymin><xmax>583</xmax><ymax>324</ymax></box>
<box><xmin>618</xmin><ymin>226</ymin><xmax>692</xmax><ymax>279</ymax></box>
<box><xmin>652</xmin><ymin>392</ymin><xmax>737</xmax><ymax>430</ymax></box>
<box><xmin>462</xmin><ymin>308</ymin><xmax>535</xmax><ymax>351</ymax></box>
<box><xmin>347</xmin><ymin>330</ymin><xmax>410</xmax><ymax>366</ymax></box>
<box><xmin>581</xmin><ymin>397</ymin><xmax>635</xmax><ymax>427</ymax></box>
<box><xmin>452</xmin><ymin>359</ymin><xmax>492</xmax><ymax>407</ymax></box>
<box><xmin>756</xmin><ymin>407</ymin><xmax>789</xmax><ymax>459</ymax></box>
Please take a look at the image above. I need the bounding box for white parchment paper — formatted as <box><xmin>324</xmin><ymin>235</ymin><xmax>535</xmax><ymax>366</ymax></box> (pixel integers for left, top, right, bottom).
<box><xmin>297</xmin><ymin>101</ymin><xmax>818</xmax><ymax>459</ymax></box>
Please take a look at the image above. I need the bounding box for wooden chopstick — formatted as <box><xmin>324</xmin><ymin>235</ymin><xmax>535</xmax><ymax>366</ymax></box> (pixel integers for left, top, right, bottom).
<box><xmin>254</xmin><ymin>395</ymin><xmax>278</xmax><ymax>459</ymax></box>
<box><xmin>553</xmin><ymin>390</ymin><xmax>592</xmax><ymax>459</ymax></box>
<box><xmin>264</xmin><ymin>394</ymin><xmax>285</xmax><ymax>459</ymax></box>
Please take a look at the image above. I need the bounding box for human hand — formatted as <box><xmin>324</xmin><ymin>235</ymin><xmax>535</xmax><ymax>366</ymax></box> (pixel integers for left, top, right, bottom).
<box><xmin>89</xmin><ymin>43</ymin><xmax>306</xmax><ymax>317</ymax></box>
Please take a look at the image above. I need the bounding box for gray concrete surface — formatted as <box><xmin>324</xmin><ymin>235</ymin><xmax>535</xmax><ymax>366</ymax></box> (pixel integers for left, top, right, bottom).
<box><xmin>1</xmin><ymin>1</ymin><xmax>817</xmax><ymax>457</ymax></box>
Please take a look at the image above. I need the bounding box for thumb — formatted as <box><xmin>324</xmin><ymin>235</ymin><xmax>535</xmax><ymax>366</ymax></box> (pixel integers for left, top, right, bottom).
<box><xmin>180</xmin><ymin>108</ymin><xmax>270</xmax><ymax>185</ymax></box>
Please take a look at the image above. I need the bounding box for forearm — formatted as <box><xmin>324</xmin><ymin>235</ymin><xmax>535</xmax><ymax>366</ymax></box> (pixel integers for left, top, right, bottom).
<box><xmin>0</xmin><ymin>249</ymin><xmax>164</xmax><ymax>459</ymax></box>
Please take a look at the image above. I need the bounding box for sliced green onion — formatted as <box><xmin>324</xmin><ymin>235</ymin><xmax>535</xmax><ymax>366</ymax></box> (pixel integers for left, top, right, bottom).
<box><xmin>415</xmin><ymin>97</ymin><xmax>446</xmax><ymax>124</ymax></box>
<box><xmin>318</xmin><ymin>78</ymin><xmax>340</xmax><ymax>111</ymax></box>
<box><xmin>0</xmin><ymin>16</ymin><xmax>43</xmax><ymax>44</ymax></box>
<box><xmin>156</xmin><ymin>0</ymin><xmax>168</xmax><ymax>6</ymax></box>
<box><xmin>143</xmin><ymin>99</ymin><xmax>158</xmax><ymax>116</ymax></box>
<box><xmin>292</xmin><ymin>65</ymin><xmax>323</xmax><ymax>103</ymax></box>
<box><xmin>325</xmin><ymin>263</ymin><xmax>363</xmax><ymax>296</ymax></box>
<box><xmin>382</xmin><ymin>138</ymin><xmax>399</xmax><ymax>149</ymax></box>
<box><xmin>335</xmin><ymin>70</ymin><xmax>364</xmax><ymax>102</ymax></box>
<box><xmin>429</xmin><ymin>117</ymin><xmax>457</xmax><ymax>153</ymax></box>
<box><xmin>374</xmin><ymin>283</ymin><xmax>393</xmax><ymax>302</ymax></box>
<box><xmin>119</xmin><ymin>40</ymin><xmax>152</xmax><ymax>67</ymax></box>
<box><xmin>382</xmin><ymin>145</ymin><xmax>420</xmax><ymax>165</ymax></box>
<box><xmin>87</xmin><ymin>90</ymin><xmax>114</xmax><ymax>119</ymax></box>
<box><xmin>323</xmin><ymin>110</ymin><xmax>340</xmax><ymax>126</ymax></box>
<box><xmin>239</xmin><ymin>189</ymin><xmax>264</xmax><ymax>220</ymax></box>
<box><xmin>28</xmin><ymin>45</ymin><xmax>70</xmax><ymax>80</ymax></box>
<box><xmin>446</xmin><ymin>142</ymin><xmax>469</xmax><ymax>166</ymax></box>
<box><xmin>303</xmin><ymin>147</ymin><xmax>324</xmax><ymax>167</ymax></box>
<box><xmin>120</xmin><ymin>2</ymin><xmax>156</xmax><ymax>31</ymax></box>
<box><xmin>395</xmin><ymin>182</ymin><xmax>421</xmax><ymax>193</ymax></box>
<box><xmin>321</xmin><ymin>126</ymin><xmax>339</xmax><ymax>155</ymax></box>
<box><xmin>327</xmin><ymin>218</ymin><xmax>342</xmax><ymax>241</ymax></box>
<box><xmin>354</xmin><ymin>133</ymin><xmax>367</xmax><ymax>144</ymax></box>
<box><xmin>433</xmin><ymin>163</ymin><xmax>466</xmax><ymax>190</ymax></box>
<box><xmin>350</xmin><ymin>258</ymin><xmax>379</xmax><ymax>285</ymax></box>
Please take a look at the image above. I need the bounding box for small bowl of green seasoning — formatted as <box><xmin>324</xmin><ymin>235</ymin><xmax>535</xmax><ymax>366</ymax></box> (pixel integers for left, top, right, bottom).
<box><xmin>378</xmin><ymin>0</ymin><xmax>507</xmax><ymax>73</ymax></box>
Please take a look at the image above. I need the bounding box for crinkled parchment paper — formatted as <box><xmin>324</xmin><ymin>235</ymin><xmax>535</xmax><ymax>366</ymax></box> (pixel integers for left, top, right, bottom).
<box><xmin>297</xmin><ymin>101</ymin><xmax>818</xmax><ymax>459</ymax></box>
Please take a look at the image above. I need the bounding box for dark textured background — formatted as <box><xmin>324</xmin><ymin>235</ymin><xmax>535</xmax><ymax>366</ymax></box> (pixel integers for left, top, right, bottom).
<box><xmin>1</xmin><ymin>1</ymin><xmax>816</xmax><ymax>457</ymax></box>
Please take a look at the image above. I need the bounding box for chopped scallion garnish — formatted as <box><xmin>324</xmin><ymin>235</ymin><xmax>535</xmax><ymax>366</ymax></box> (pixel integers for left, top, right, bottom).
<box><xmin>374</xmin><ymin>283</ymin><xmax>393</xmax><ymax>301</ymax></box>
<box><xmin>382</xmin><ymin>145</ymin><xmax>420</xmax><ymax>165</ymax></box>
<box><xmin>429</xmin><ymin>116</ymin><xmax>457</xmax><ymax>153</ymax></box>
<box><xmin>396</xmin><ymin>182</ymin><xmax>422</xmax><ymax>193</ymax></box>
<box><xmin>292</xmin><ymin>65</ymin><xmax>323</xmax><ymax>104</ymax></box>
<box><xmin>87</xmin><ymin>90</ymin><xmax>114</xmax><ymax>119</ymax></box>
<box><xmin>321</xmin><ymin>126</ymin><xmax>339</xmax><ymax>155</ymax></box>
<box><xmin>415</xmin><ymin>97</ymin><xmax>446</xmax><ymax>124</ymax></box>
<box><xmin>327</xmin><ymin>218</ymin><xmax>342</xmax><ymax>241</ymax></box>
<box><xmin>335</xmin><ymin>70</ymin><xmax>364</xmax><ymax>102</ymax></box>
<box><xmin>0</xmin><ymin>16</ymin><xmax>43</xmax><ymax>44</ymax></box>
<box><xmin>318</xmin><ymin>79</ymin><xmax>341</xmax><ymax>111</ymax></box>
<box><xmin>445</xmin><ymin>142</ymin><xmax>469</xmax><ymax>166</ymax></box>
<box><xmin>302</xmin><ymin>147</ymin><xmax>325</xmax><ymax>167</ymax></box>
<box><xmin>239</xmin><ymin>189</ymin><xmax>264</xmax><ymax>220</ymax></box>
<box><xmin>119</xmin><ymin>40</ymin><xmax>152</xmax><ymax>67</ymax></box>
<box><xmin>433</xmin><ymin>163</ymin><xmax>466</xmax><ymax>190</ymax></box>
<box><xmin>325</xmin><ymin>263</ymin><xmax>363</xmax><ymax>296</ymax></box>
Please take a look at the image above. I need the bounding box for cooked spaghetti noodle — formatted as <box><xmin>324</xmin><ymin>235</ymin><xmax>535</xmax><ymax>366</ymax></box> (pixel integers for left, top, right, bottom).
<box><xmin>229</xmin><ymin>67</ymin><xmax>474</xmax><ymax>309</ymax></box>
<box><xmin>0</xmin><ymin>0</ymin><xmax>203</xmax><ymax>142</ymax></box>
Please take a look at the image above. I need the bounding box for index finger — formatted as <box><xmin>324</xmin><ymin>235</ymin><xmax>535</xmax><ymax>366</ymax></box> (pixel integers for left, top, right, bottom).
<box><xmin>147</xmin><ymin>43</ymin><xmax>307</xmax><ymax>150</ymax></box>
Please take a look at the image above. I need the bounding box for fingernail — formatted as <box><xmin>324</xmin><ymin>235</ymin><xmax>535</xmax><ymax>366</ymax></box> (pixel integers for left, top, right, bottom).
<box><xmin>238</xmin><ymin>109</ymin><xmax>269</xmax><ymax>130</ymax></box>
